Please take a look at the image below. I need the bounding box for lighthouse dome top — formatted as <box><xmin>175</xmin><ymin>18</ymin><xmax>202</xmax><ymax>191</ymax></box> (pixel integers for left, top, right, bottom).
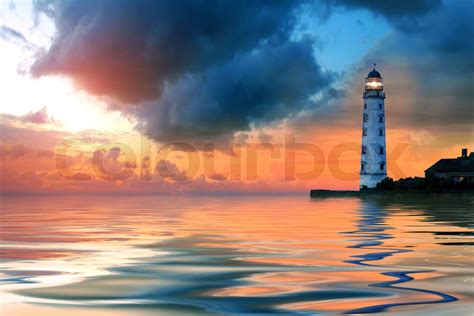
<box><xmin>367</xmin><ymin>68</ymin><xmax>381</xmax><ymax>78</ymax></box>
<box><xmin>365</xmin><ymin>65</ymin><xmax>383</xmax><ymax>92</ymax></box>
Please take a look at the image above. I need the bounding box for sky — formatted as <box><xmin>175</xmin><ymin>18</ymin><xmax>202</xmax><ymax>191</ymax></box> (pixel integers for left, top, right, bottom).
<box><xmin>0</xmin><ymin>0</ymin><xmax>473</xmax><ymax>194</ymax></box>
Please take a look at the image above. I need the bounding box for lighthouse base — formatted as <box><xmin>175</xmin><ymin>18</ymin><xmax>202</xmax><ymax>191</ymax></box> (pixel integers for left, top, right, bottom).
<box><xmin>360</xmin><ymin>174</ymin><xmax>386</xmax><ymax>189</ymax></box>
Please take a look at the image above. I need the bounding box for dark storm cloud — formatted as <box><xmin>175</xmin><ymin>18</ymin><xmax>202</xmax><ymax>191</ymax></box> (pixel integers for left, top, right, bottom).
<box><xmin>31</xmin><ymin>0</ymin><xmax>336</xmax><ymax>143</ymax></box>
<box><xmin>31</xmin><ymin>0</ymin><xmax>303</xmax><ymax>103</ymax></box>
<box><xmin>133</xmin><ymin>40</ymin><xmax>331</xmax><ymax>142</ymax></box>
<box><xmin>367</xmin><ymin>0</ymin><xmax>474</xmax><ymax>128</ymax></box>
<box><xmin>30</xmin><ymin>0</ymin><xmax>472</xmax><ymax>144</ymax></box>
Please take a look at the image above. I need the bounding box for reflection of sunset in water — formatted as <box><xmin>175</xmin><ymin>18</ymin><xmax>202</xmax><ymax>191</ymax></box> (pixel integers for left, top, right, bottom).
<box><xmin>1</xmin><ymin>195</ymin><xmax>473</xmax><ymax>315</ymax></box>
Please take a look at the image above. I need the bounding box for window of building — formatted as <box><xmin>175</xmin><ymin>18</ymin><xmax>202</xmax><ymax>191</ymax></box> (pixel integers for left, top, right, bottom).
<box><xmin>363</xmin><ymin>114</ymin><xmax>368</xmax><ymax>122</ymax></box>
<box><xmin>362</xmin><ymin>145</ymin><xmax>367</xmax><ymax>154</ymax></box>
<box><xmin>380</xmin><ymin>163</ymin><xmax>385</xmax><ymax>171</ymax></box>
<box><xmin>361</xmin><ymin>163</ymin><xmax>365</xmax><ymax>172</ymax></box>
<box><xmin>363</xmin><ymin>128</ymin><xmax>367</xmax><ymax>136</ymax></box>
<box><xmin>379</xmin><ymin>129</ymin><xmax>383</xmax><ymax>136</ymax></box>
<box><xmin>364</xmin><ymin>103</ymin><xmax>367</xmax><ymax>109</ymax></box>
<box><xmin>379</xmin><ymin>147</ymin><xmax>384</xmax><ymax>154</ymax></box>
<box><xmin>379</xmin><ymin>103</ymin><xmax>382</xmax><ymax>109</ymax></box>
<box><xmin>379</xmin><ymin>115</ymin><xmax>384</xmax><ymax>122</ymax></box>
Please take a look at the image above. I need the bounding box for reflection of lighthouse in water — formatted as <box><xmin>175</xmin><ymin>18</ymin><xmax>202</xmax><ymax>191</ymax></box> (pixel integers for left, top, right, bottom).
<box><xmin>344</xmin><ymin>200</ymin><xmax>457</xmax><ymax>313</ymax></box>
<box><xmin>360</xmin><ymin>65</ymin><xmax>387</xmax><ymax>189</ymax></box>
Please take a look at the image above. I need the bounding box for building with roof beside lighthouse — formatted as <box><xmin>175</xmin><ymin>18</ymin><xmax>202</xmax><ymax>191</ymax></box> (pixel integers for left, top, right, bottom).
<box><xmin>360</xmin><ymin>66</ymin><xmax>387</xmax><ymax>189</ymax></box>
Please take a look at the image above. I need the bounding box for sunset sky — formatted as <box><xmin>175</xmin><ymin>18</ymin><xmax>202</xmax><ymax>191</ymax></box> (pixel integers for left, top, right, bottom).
<box><xmin>1</xmin><ymin>0</ymin><xmax>473</xmax><ymax>193</ymax></box>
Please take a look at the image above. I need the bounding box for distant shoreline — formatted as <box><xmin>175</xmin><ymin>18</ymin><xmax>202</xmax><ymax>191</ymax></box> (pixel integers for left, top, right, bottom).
<box><xmin>310</xmin><ymin>189</ymin><xmax>474</xmax><ymax>198</ymax></box>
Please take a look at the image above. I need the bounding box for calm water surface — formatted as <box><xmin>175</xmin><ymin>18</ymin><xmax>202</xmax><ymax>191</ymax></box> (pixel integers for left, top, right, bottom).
<box><xmin>0</xmin><ymin>195</ymin><xmax>473</xmax><ymax>315</ymax></box>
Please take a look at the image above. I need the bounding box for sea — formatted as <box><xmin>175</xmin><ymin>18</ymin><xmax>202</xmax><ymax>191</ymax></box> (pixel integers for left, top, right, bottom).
<box><xmin>1</xmin><ymin>194</ymin><xmax>473</xmax><ymax>315</ymax></box>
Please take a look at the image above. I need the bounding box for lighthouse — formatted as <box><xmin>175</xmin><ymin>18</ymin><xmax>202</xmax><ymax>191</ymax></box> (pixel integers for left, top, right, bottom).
<box><xmin>360</xmin><ymin>65</ymin><xmax>387</xmax><ymax>189</ymax></box>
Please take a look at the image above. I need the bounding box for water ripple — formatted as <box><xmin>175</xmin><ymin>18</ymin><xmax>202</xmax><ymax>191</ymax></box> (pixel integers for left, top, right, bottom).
<box><xmin>344</xmin><ymin>201</ymin><xmax>460</xmax><ymax>314</ymax></box>
<box><xmin>0</xmin><ymin>195</ymin><xmax>472</xmax><ymax>315</ymax></box>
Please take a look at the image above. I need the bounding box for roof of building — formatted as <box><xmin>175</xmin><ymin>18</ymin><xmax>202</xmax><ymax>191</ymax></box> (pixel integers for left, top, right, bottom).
<box><xmin>367</xmin><ymin>68</ymin><xmax>381</xmax><ymax>78</ymax></box>
<box><xmin>425</xmin><ymin>153</ymin><xmax>474</xmax><ymax>174</ymax></box>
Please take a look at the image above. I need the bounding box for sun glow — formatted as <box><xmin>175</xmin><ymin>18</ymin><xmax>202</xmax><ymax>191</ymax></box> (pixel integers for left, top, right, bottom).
<box><xmin>0</xmin><ymin>40</ymin><xmax>132</xmax><ymax>132</ymax></box>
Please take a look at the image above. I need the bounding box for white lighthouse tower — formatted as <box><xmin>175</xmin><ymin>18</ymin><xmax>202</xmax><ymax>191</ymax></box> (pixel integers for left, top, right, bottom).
<box><xmin>360</xmin><ymin>65</ymin><xmax>387</xmax><ymax>189</ymax></box>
